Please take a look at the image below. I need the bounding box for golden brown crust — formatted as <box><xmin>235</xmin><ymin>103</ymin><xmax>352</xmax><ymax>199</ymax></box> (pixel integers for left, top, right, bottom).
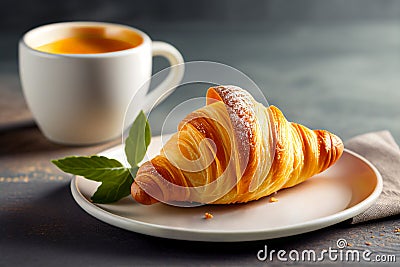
<box><xmin>131</xmin><ymin>86</ymin><xmax>344</xmax><ymax>205</ymax></box>
<box><xmin>206</xmin><ymin>86</ymin><xmax>259</xmax><ymax>196</ymax></box>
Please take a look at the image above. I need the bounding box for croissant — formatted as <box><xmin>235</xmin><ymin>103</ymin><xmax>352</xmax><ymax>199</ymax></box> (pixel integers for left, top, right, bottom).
<box><xmin>132</xmin><ymin>85</ymin><xmax>344</xmax><ymax>205</ymax></box>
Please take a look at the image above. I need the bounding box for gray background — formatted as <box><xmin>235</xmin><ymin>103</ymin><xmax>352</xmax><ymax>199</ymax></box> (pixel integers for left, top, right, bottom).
<box><xmin>2</xmin><ymin>0</ymin><xmax>400</xmax><ymax>32</ymax></box>
<box><xmin>1</xmin><ymin>0</ymin><xmax>399</xmax><ymax>141</ymax></box>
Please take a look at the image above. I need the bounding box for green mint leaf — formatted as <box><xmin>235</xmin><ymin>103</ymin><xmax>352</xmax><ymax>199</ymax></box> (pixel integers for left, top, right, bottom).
<box><xmin>91</xmin><ymin>169</ymin><xmax>135</xmax><ymax>204</ymax></box>
<box><xmin>145</xmin><ymin>118</ymin><xmax>151</xmax><ymax>148</ymax></box>
<box><xmin>125</xmin><ymin>110</ymin><xmax>151</xmax><ymax>168</ymax></box>
<box><xmin>52</xmin><ymin>156</ymin><xmax>127</xmax><ymax>182</ymax></box>
<box><xmin>51</xmin><ymin>111</ymin><xmax>152</xmax><ymax>204</ymax></box>
<box><xmin>52</xmin><ymin>156</ymin><xmax>133</xmax><ymax>203</ymax></box>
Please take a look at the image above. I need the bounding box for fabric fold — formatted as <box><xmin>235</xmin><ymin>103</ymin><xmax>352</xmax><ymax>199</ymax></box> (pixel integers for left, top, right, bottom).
<box><xmin>345</xmin><ymin>131</ymin><xmax>400</xmax><ymax>224</ymax></box>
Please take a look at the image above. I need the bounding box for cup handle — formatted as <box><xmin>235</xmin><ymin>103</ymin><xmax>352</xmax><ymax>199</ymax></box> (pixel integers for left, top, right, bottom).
<box><xmin>143</xmin><ymin>41</ymin><xmax>184</xmax><ymax>112</ymax></box>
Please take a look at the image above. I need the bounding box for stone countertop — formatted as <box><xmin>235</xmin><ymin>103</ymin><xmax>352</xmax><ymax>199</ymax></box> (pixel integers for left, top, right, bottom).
<box><xmin>1</xmin><ymin>21</ymin><xmax>399</xmax><ymax>266</ymax></box>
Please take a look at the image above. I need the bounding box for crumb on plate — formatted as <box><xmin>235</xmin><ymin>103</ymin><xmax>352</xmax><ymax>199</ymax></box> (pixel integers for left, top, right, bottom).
<box><xmin>204</xmin><ymin>212</ymin><xmax>213</xmax><ymax>219</ymax></box>
<box><xmin>394</xmin><ymin>228</ymin><xmax>400</xmax><ymax>233</ymax></box>
<box><xmin>365</xmin><ymin>241</ymin><xmax>372</xmax><ymax>246</ymax></box>
<box><xmin>347</xmin><ymin>243</ymin><xmax>353</xmax><ymax>247</ymax></box>
<box><xmin>269</xmin><ymin>197</ymin><xmax>278</xmax><ymax>203</ymax></box>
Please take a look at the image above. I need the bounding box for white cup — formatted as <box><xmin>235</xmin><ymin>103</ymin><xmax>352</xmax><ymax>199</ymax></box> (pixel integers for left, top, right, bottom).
<box><xmin>19</xmin><ymin>21</ymin><xmax>184</xmax><ymax>145</ymax></box>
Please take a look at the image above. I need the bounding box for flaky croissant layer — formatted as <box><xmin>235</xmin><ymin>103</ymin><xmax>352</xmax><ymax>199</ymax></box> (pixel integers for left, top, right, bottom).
<box><xmin>131</xmin><ymin>85</ymin><xmax>344</xmax><ymax>205</ymax></box>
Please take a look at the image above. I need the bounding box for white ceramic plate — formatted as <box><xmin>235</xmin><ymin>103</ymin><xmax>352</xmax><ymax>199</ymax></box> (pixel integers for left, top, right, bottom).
<box><xmin>71</xmin><ymin>135</ymin><xmax>383</xmax><ymax>242</ymax></box>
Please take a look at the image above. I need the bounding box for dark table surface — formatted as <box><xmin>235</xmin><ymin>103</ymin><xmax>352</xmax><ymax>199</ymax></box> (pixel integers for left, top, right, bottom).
<box><xmin>1</xmin><ymin>21</ymin><xmax>399</xmax><ymax>266</ymax></box>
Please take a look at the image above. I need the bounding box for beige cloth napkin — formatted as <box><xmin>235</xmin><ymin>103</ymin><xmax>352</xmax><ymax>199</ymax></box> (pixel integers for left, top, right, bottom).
<box><xmin>345</xmin><ymin>131</ymin><xmax>400</xmax><ymax>224</ymax></box>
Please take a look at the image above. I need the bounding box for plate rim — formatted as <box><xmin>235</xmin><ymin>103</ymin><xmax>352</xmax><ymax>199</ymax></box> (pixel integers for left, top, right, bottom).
<box><xmin>70</xmin><ymin>145</ymin><xmax>383</xmax><ymax>242</ymax></box>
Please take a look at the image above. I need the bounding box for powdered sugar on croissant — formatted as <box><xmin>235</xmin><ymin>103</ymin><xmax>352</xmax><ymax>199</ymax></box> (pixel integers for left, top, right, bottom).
<box><xmin>131</xmin><ymin>86</ymin><xmax>344</xmax><ymax>205</ymax></box>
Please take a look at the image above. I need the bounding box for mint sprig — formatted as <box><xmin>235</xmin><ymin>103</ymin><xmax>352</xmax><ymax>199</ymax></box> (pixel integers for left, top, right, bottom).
<box><xmin>52</xmin><ymin>111</ymin><xmax>151</xmax><ymax>203</ymax></box>
<box><xmin>125</xmin><ymin>110</ymin><xmax>151</xmax><ymax>168</ymax></box>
